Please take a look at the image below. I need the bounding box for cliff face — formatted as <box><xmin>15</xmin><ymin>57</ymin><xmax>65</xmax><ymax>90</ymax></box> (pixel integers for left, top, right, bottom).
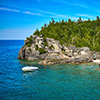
<box><xmin>18</xmin><ymin>35</ymin><xmax>63</xmax><ymax>60</ymax></box>
<box><xmin>18</xmin><ymin>35</ymin><xmax>100</xmax><ymax>64</ymax></box>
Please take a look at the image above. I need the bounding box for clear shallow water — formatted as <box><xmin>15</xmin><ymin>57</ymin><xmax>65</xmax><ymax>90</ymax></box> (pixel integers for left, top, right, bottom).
<box><xmin>0</xmin><ymin>40</ymin><xmax>100</xmax><ymax>100</ymax></box>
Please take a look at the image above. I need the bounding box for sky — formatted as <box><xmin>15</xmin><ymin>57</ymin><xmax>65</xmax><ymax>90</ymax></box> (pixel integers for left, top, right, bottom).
<box><xmin>0</xmin><ymin>0</ymin><xmax>100</xmax><ymax>40</ymax></box>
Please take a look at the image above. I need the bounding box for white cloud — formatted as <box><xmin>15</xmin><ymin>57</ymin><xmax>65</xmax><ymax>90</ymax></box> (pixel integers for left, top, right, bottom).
<box><xmin>34</xmin><ymin>9</ymin><xmax>70</xmax><ymax>18</ymax></box>
<box><xmin>12</xmin><ymin>9</ymin><xmax>19</xmax><ymax>12</ymax></box>
<box><xmin>0</xmin><ymin>7</ymin><xmax>20</xmax><ymax>12</ymax></box>
<box><xmin>23</xmin><ymin>11</ymin><xmax>35</xmax><ymax>15</ymax></box>
<box><xmin>0</xmin><ymin>5</ymin><xmax>77</xmax><ymax>19</ymax></box>
<box><xmin>74</xmin><ymin>3</ymin><xmax>87</xmax><ymax>8</ymax></box>
<box><xmin>0</xmin><ymin>4</ymin><xmax>82</xmax><ymax>19</ymax></box>
<box><xmin>0</xmin><ymin>7</ymin><xmax>42</xmax><ymax>16</ymax></box>
<box><xmin>76</xmin><ymin>14</ymin><xmax>95</xmax><ymax>19</ymax></box>
<box><xmin>70</xmin><ymin>17</ymin><xmax>78</xmax><ymax>20</ymax></box>
<box><xmin>0</xmin><ymin>6</ymin><xmax>83</xmax><ymax>20</ymax></box>
<box><xmin>76</xmin><ymin>14</ymin><xmax>90</xmax><ymax>17</ymax></box>
<box><xmin>23</xmin><ymin>11</ymin><xmax>42</xmax><ymax>16</ymax></box>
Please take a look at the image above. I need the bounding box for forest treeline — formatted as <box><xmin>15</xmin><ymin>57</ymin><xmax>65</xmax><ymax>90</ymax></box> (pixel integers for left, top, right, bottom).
<box><xmin>33</xmin><ymin>16</ymin><xmax>100</xmax><ymax>52</ymax></box>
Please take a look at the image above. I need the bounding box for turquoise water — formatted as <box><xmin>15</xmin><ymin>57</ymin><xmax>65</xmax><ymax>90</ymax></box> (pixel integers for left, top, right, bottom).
<box><xmin>0</xmin><ymin>40</ymin><xmax>100</xmax><ymax>100</ymax></box>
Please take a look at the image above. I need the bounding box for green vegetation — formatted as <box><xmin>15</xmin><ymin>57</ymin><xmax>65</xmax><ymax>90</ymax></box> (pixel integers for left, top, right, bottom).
<box><xmin>33</xmin><ymin>17</ymin><xmax>100</xmax><ymax>52</ymax></box>
<box><xmin>35</xmin><ymin>45</ymin><xmax>38</xmax><ymax>50</ymax></box>
<box><xmin>49</xmin><ymin>45</ymin><xmax>54</xmax><ymax>49</ymax></box>
<box><xmin>35</xmin><ymin>44</ymin><xmax>47</xmax><ymax>54</ymax></box>
<box><xmin>25</xmin><ymin>43</ymin><xmax>31</xmax><ymax>47</ymax></box>
<box><xmin>62</xmin><ymin>48</ymin><xmax>65</xmax><ymax>53</ymax></box>
<box><xmin>38</xmin><ymin>48</ymin><xmax>47</xmax><ymax>54</ymax></box>
<box><xmin>25</xmin><ymin>36</ymin><xmax>33</xmax><ymax>47</ymax></box>
<box><xmin>28</xmin><ymin>48</ymin><xmax>32</xmax><ymax>51</ymax></box>
<box><xmin>44</xmin><ymin>39</ymin><xmax>48</xmax><ymax>46</ymax></box>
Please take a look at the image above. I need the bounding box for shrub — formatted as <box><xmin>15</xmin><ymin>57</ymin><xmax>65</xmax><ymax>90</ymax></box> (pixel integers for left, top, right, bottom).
<box><xmin>26</xmin><ymin>36</ymin><xmax>33</xmax><ymax>47</ymax></box>
<box><xmin>44</xmin><ymin>39</ymin><xmax>48</xmax><ymax>46</ymax></box>
<box><xmin>49</xmin><ymin>45</ymin><xmax>54</xmax><ymax>49</ymax></box>
<box><xmin>35</xmin><ymin>45</ymin><xmax>38</xmax><ymax>50</ymax></box>
<box><xmin>61</xmin><ymin>48</ymin><xmax>65</xmax><ymax>53</ymax></box>
<box><xmin>28</xmin><ymin>48</ymin><xmax>32</xmax><ymax>51</ymax></box>
<box><xmin>26</xmin><ymin>43</ymin><xmax>31</xmax><ymax>47</ymax></box>
<box><xmin>38</xmin><ymin>48</ymin><xmax>47</xmax><ymax>54</ymax></box>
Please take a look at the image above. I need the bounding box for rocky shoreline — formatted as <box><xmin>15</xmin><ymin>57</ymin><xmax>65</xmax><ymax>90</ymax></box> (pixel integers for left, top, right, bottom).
<box><xmin>38</xmin><ymin>56</ymin><xmax>93</xmax><ymax>65</ymax></box>
<box><xmin>18</xmin><ymin>35</ymin><xmax>100</xmax><ymax>65</ymax></box>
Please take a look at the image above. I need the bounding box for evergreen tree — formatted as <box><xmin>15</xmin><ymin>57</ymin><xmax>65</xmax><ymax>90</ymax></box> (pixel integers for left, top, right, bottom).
<box><xmin>33</xmin><ymin>17</ymin><xmax>100</xmax><ymax>52</ymax></box>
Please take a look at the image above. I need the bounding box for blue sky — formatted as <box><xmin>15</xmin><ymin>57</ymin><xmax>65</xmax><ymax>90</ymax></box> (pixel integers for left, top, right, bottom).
<box><xmin>0</xmin><ymin>0</ymin><xmax>100</xmax><ymax>39</ymax></box>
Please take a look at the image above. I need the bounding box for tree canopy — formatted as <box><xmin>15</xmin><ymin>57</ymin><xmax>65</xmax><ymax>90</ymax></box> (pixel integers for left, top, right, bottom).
<box><xmin>33</xmin><ymin>17</ymin><xmax>100</xmax><ymax>52</ymax></box>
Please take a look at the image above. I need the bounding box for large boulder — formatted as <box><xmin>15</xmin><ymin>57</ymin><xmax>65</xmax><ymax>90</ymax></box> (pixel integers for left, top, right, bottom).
<box><xmin>46</xmin><ymin>52</ymin><xmax>59</xmax><ymax>60</ymax></box>
<box><xmin>80</xmin><ymin>47</ymin><xmax>90</xmax><ymax>52</ymax></box>
<box><xmin>70</xmin><ymin>55</ymin><xmax>92</xmax><ymax>63</ymax></box>
<box><xmin>65</xmin><ymin>52</ymin><xmax>73</xmax><ymax>57</ymax></box>
<box><xmin>46</xmin><ymin>38</ymin><xmax>62</xmax><ymax>52</ymax></box>
<box><xmin>18</xmin><ymin>47</ymin><xmax>26</xmax><ymax>59</ymax></box>
<box><xmin>39</xmin><ymin>54</ymin><xmax>47</xmax><ymax>59</ymax></box>
<box><xmin>68</xmin><ymin>45</ymin><xmax>76</xmax><ymax>50</ymax></box>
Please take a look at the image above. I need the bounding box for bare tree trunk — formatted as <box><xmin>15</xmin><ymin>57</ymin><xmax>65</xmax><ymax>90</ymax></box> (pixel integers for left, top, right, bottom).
<box><xmin>93</xmin><ymin>37</ymin><xmax>95</xmax><ymax>46</ymax></box>
<box><xmin>72</xmin><ymin>37</ymin><xmax>74</xmax><ymax>44</ymax></box>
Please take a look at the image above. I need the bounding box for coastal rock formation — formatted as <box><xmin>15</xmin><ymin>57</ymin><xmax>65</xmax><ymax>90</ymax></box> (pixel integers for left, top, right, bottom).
<box><xmin>18</xmin><ymin>35</ymin><xmax>63</xmax><ymax>60</ymax></box>
<box><xmin>18</xmin><ymin>35</ymin><xmax>100</xmax><ymax>65</ymax></box>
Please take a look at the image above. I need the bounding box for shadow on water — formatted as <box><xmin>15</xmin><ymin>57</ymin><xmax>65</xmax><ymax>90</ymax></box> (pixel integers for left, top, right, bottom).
<box><xmin>22</xmin><ymin>70</ymin><xmax>39</xmax><ymax>76</ymax></box>
<box><xmin>19</xmin><ymin>59</ymin><xmax>40</xmax><ymax>66</ymax></box>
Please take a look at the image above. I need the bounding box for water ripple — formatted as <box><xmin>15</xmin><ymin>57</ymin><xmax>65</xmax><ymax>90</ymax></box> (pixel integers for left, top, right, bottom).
<box><xmin>0</xmin><ymin>40</ymin><xmax>100</xmax><ymax>100</ymax></box>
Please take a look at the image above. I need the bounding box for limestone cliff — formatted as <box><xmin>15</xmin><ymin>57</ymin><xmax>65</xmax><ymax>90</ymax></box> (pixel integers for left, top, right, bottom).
<box><xmin>18</xmin><ymin>35</ymin><xmax>100</xmax><ymax>64</ymax></box>
<box><xmin>18</xmin><ymin>35</ymin><xmax>64</xmax><ymax>60</ymax></box>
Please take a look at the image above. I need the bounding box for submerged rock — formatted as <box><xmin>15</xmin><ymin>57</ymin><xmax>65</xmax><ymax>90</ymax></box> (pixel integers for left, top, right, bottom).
<box><xmin>94</xmin><ymin>67</ymin><xmax>100</xmax><ymax>71</ymax></box>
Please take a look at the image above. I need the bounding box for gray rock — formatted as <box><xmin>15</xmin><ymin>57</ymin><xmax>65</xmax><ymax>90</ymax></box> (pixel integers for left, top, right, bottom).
<box><xmin>18</xmin><ymin>46</ymin><xmax>26</xmax><ymax>59</ymax></box>
<box><xmin>39</xmin><ymin>54</ymin><xmax>47</xmax><ymax>59</ymax></box>
<box><xmin>68</xmin><ymin>45</ymin><xmax>76</xmax><ymax>52</ymax></box>
<box><xmin>80</xmin><ymin>47</ymin><xmax>90</xmax><ymax>51</ymax></box>
<box><xmin>24</xmin><ymin>39</ymin><xmax>29</xmax><ymax>45</ymax></box>
<box><xmin>46</xmin><ymin>53</ymin><xmax>59</xmax><ymax>60</ymax></box>
<box><xmin>65</xmin><ymin>52</ymin><xmax>73</xmax><ymax>57</ymax></box>
<box><xmin>18</xmin><ymin>35</ymin><xmax>99</xmax><ymax>64</ymax></box>
<box><xmin>28</xmin><ymin>56</ymin><xmax>39</xmax><ymax>61</ymax></box>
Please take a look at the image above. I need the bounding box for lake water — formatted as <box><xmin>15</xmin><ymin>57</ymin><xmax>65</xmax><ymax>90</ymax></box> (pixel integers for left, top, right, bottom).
<box><xmin>0</xmin><ymin>40</ymin><xmax>100</xmax><ymax>100</ymax></box>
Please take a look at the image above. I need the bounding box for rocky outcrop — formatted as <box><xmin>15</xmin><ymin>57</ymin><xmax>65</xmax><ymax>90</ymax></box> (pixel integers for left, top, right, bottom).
<box><xmin>18</xmin><ymin>35</ymin><xmax>63</xmax><ymax>60</ymax></box>
<box><xmin>18</xmin><ymin>35</ymin><xmax>100</xmax><ymax>64</ymax></box>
